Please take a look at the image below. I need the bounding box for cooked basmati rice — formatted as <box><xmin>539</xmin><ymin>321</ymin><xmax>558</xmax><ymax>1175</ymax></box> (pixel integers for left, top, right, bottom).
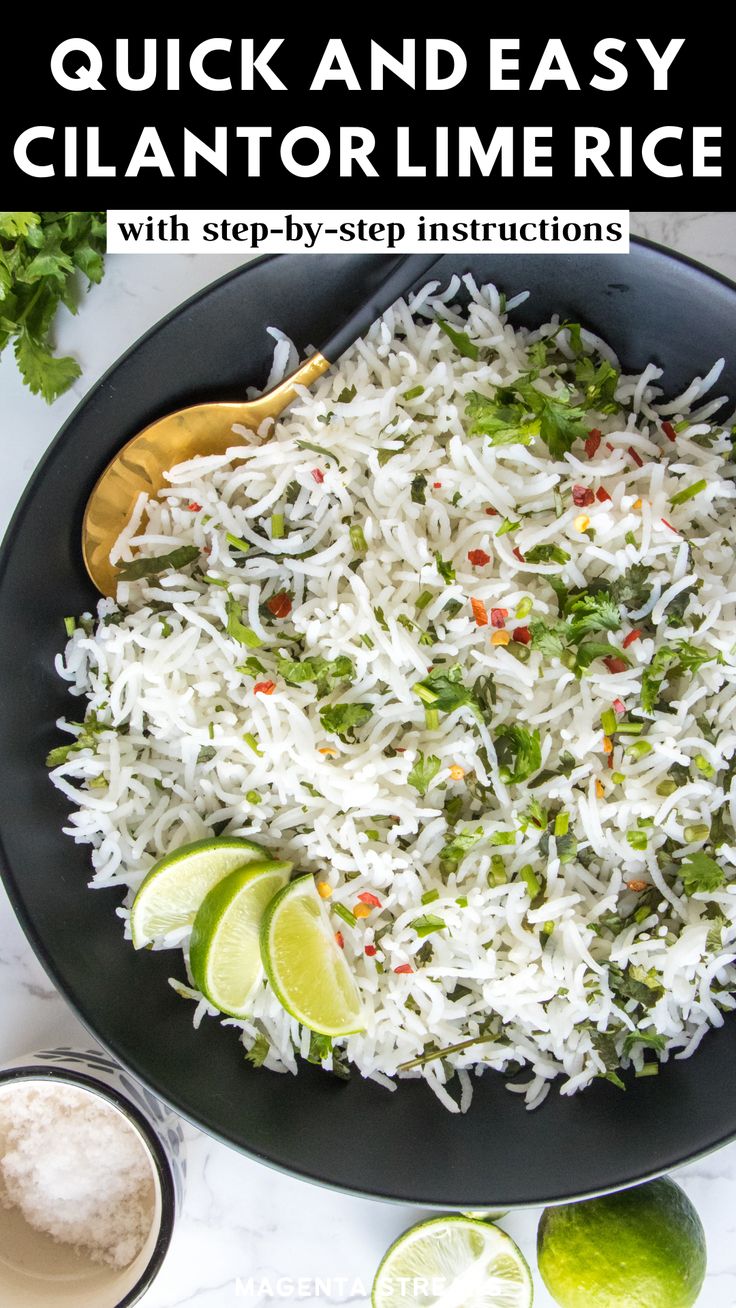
<box><xmin>49</xmin><ymin>275</ymin><xmax>736</xmax><ymax>1111</ymax></box>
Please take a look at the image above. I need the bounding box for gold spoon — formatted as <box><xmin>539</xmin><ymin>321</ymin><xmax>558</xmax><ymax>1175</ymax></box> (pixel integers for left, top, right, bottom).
<box><xmin>82</xmin><ymin>254</ymin><xmax>441</xmax><ymax>596</ymax></box>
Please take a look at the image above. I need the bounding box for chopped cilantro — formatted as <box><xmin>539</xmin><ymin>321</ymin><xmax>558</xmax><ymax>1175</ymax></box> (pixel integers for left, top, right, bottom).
<box><xmin>407</xmin><ymin>752</ymin><xmax>442</xmax><ymax>797</ymax></box>
<box><xmin>276</xmin><ymin>654</ymin><xmax>354</xmax><ymax>698</ymax></box>
<box><xmin>319</xmin><ymin>703</ymin><xmax>373</xmax><ymax>740</ymax></box>
<box><xmin>679</xmin><ymin>852</ymin><xmax>724</xmax><ymax>895</ymax></box>
<box><xmin>436</xmin><ymin>317</ymin><xmax>479</xmax><ymax>360</ymax></box>
<box><xmin>494</xmin><ymin>724</ymin><xmax>542</xmax><ymax>784</ymax></box>
<box><xmin>117</xmin><ymin>544</ymin><xmax>200</xmax><ymax>583</ymax></box>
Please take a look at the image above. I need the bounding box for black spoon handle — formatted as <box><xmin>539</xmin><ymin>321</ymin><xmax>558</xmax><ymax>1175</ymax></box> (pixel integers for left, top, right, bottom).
<box><xmin>317</xmin><ymin>254</ymin><xmax>442</xmax><ymax>363</ymax></box>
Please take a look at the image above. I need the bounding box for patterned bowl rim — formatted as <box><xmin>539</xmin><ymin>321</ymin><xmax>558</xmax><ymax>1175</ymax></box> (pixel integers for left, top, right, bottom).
<box><xmin>0</xmin><ymin>1063</ymin><xmax>175</xmax><ymax>1307</ymax></box>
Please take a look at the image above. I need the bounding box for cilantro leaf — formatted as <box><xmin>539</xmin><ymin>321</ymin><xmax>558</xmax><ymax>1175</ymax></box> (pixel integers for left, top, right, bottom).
<box><xmin>494</xmin><ymin>724</ymin><xmax>542</xmax><ymax>784</ymax></box>
<box><xmin>276</xmin><ymin>654</ymin><xmax>354</xmax><ymax>698</ymax></box>
<box><xmin>607</xmin><ymin>564</ymin><xmax>652</xmax><ymax>611</ymax></box>
<box><xmin>515</xmin><ymin>381</ymin><xmax>589</xmax><ymax>458</ymax></box>
<box><xmin>641</xmin><ymin>641</ymin><xmax>719</xmax><ymax>713</ymax></box>
<box><xmin>574</xmin><ymin>641</ymin><xmax>629</xmax><ymax>673</ymax></box>
<box><xmin>437</xmin><ymin>317</ymin><xmax>480</xmax><ymax>360</ymax></box>
<box><xmin>622</xmin><ymin>1029</ymin><xmax>667</xmax><ymax>1057</ymax></box>
<box><xmin>610</xmin><ymin>963</ymin><xmax>665</xmax><ymax>1008</ymax></box>
<box><xmin>411</xmin><ymin>473</ymin><xmax>428</xmax><ymax>505</ymax></box>
<box><xmin>465</xmin><ymin>391</ymin><xmax>539</xmax><ymax>446</ymax></box>
<box><xmin>566</xmin><ymin>591</ymin><xmax>621</xmax><ymax>640</ymax></box>
<box><xmin>13</xmin><ymin>330</ymin><xmax>81</xmax><ymax>403</ymax></box>
<box><xmin>0</xmin><ymin>211</ymin><xmax>40</xmax><ymax>238</ymax></box>
<box><xmin>117</xmin><ymin>544</ymin><xmax>200</xmax><ymax>583</ymax></box>
<box><xmin>319</xmin><ymin>703</ymin><xmax>373</xmax><ymax>740</ymax></box>
<box><xmin>414</xmin><ymin>664</ymin><xmax>485</xmax><ymax>724</ymax></box>
<box><xmin>525</xmin><ymin>544</ymin><xmax>571</xmax><ymax>566</ymax></box>
<box><xmin>407</xmin><ymin>752</ymin><xmax>442</xmax><ymax>797</ymax></box>
<box><xmin>410</xmin><ymin>914</ymin><xmax>446</xmax><ymax>937</ymax></box>
<box><xmin>225</xmin><ymin>598</ymin><xmax>262</xmax><ymax>649</ymax></box>
<box><xmin>575</xmin><ymin>354</ymin><xmax>621</xmax><ymax>413</ymax></box>
<box><xmin>679</xmin><ymin>852</ymin><xmax>724</xmax><ymax>896</ymax></box>
<box><xmin>245</xmin><ymin>1033</ymin><xmax>270</xmax><ymax>1067</ymax></box>
<box><xmin>590</xmin><ymin>1030</ymin><xmax>626</xmax><ymax>1090</ymax></box>
<box><xmin>530</xmin><ymin>619</ymin><xmax>569</xmax><ymax>658</ymax></box>
<box><xmin>434</xmin><ymin>552</ymin><xmax>456</xmax><ymax>584</ymax></box>
<box><xmin>439</xmin><ymin>826</ymin><xmax>485</xmax><ymax>865</ymax></box>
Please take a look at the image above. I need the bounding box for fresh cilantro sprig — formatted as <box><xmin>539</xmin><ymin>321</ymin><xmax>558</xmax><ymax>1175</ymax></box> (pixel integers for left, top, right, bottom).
<box><xmin>0</xmin><ymin>211</ymin><xmax>107</xmax><ymax>401</ymax></box>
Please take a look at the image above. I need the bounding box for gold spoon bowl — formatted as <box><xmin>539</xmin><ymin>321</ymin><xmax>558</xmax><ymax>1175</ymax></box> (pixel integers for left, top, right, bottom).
<box><xmin>82</xmin><ymin>254</ymin><xmax>440</xmax><ymax>597</ymax></box>
<box><xmin>82</xmin><ymin>352</ymin><xmax>329</xmax><ymax>597</ymax></box>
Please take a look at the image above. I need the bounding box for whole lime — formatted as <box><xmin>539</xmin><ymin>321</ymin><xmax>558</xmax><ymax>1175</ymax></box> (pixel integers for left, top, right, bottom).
<box><xmin>537</xmin><ymin>1177</ymin><xmax>706</xmax><ymax>1308</ymax></box>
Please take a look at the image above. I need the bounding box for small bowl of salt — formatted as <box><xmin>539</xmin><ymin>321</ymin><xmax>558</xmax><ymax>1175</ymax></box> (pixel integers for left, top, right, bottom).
<box><xmin>0</xmin><ymin>1047</ymin><xmax>181</xmax><ymax>1307</ymax></box>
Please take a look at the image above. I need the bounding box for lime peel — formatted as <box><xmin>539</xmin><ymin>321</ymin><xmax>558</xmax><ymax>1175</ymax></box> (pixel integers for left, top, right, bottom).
<box><xmin>130</xmin><ymin>836</ymin><xmax>268</xmax><ymax>949</ymax></box>
<box><xmin>372</xmin><ymin>1215</ymin><xmax>533</xmax><ymax>1308</ymax></box>
<box><xmin>260</xmin><ymin>874</ymin><xmax>364</xmax><ymax>1036</ymax></box>
<box><xmin>189</xmin><ymin>859</ymin><xmax>292</xmax><ymax>1018</ymax></box>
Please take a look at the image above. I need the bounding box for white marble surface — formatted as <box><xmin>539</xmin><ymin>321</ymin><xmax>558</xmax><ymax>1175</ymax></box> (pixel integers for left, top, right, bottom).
<box><xmin>1</xmin><ymin>213</ymin><xmax>736</xmax><ymax>1307</ymax></box>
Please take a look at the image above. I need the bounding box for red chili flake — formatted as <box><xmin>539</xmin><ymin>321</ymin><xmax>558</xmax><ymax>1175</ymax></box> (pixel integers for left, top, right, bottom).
<box><xmin>612</xmin><ymin>698</ymin><xmax>626</xmax><ymax>715</ymax></box>
<box><xmin>485</xmin><ymin>507</ymin><xmax>498</xmax><ymax>516</ymax></box>
<box><xmin>628</xmin><ymin>446</ymin><xmax>644</xmax><ymax>467</ymax></box>
<box><xmin>253</xmin><ymin>680</ymin><xmax>277</xmax><ymax>695</ymax></box>
<box><xmin>394</xmin><ymin>747</ymin><xmax>406</xmax><ymax>754</ymax></box>
<box><xmin>266</xmin><ymin>593</ymin><xmax>292</xmax><ymax>619</ymax></box>
<box><xmin>603</xmin><ymin>657</ymin><xmax>629</xmax><ymax>675</ymax></box>
<box><xmin>512</xmin><ymin>547</ymin><xmax>525</xmax><ymax>563</ymax></box>
<box><xmin>433</xmin><ymin>481</ymin><xmax>442</xmax><ymax>489</ymax></box>
<box><xmin>358</xmin><ymin>892</ymin><xmax>382</xmax><ymax>908</ymax></box>
<box><xmin>661</xmin><ymin>518</ymin><xmax>680</xmax><ymax>535</ymax></box>
<box><xmin>662</xmin><ymin>421</ymin><xmax>677</xmax><ymax>443</ymax></box>
<box><xmin>622</xmin><ymin>629</ymin><xmax>642</xmax><ymax>649</ymax></box>
<box><xmin>606</xmin><ymin>752</ymin><xmax>614</xmax><ymax>769</ymax></box>
<box><xmin>364</xmin><ymin>944</ymin><xmax>377</xmax><ymax>957</ymax></box>
<box><xmin>572</xmin><ymin>485</ymin><xmax>595</xmax><ymax>507</ymax></box>
<box><xmin>513</xmin><ymin>626</ymin><xmax>531</xmax><ymax>644</ymax></box>
<box><xmin>471</xmin><ymin>597</ymin><xmax>489</xmax><ymax>627</ymax></box>
<box><xmin>596</xmin><ymin>487</ymin><xmax>612</xmax><ymax>503</ymax></box>
<box><xmin>187</xmin><ymin>501</ymin><xmax>202</xmax><ymax>512</ymax></box>
<box><xmin>335</xmin><ymin>931</ymin><xmax>345</xmax><ymax>950</ymax></box>
<box><xmin>491</xmin><ymin>607</ymin><xmax>508</xmax><ymax>628</ymax></box>
<box><xmin>394</xmin><ymin>964</ymin><xmax>413</xmax><ymax>975</ymax></box>
<box><xmin>585</xmin><ymin>429</ymin><xmax>602</xmax><ymax>459</ymax></box>
<box><xmin>468</xmin><ymin>549</ymin><xmax>491</xmax><ymax>567</ymax></box>
<box><xmin>606</xmin><ymin>441</ymin><xmax>615</xmax><ymax>452</ymax></box>
<box><xmin>311</xmin><ymin>468</ymin><xmax>325</xmax><ymax>484</ymax></box>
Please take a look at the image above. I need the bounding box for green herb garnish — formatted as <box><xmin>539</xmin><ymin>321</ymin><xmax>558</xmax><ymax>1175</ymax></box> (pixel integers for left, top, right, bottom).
<box><xmin>407</xmin><ymin>752</ymin><xmax>442</xmax><ymax>797</ymax></box>
<box><xmin>494</xmin><ymin>724</ymin><xmax>542</xmax><ymax>784</ymax></box>
<box><xmin>437</xmin><ymin>317</ymin><xmax>479</xmax><ymax>360</ymax></box>
<box><xmin>0</xmin><ymin>211</ymin><xmax>106</xmax><ymax>401</ymax></box>
<box><xmin>117</xmin><ymin>545</ymin><xmax>200</xmax><ymax>583</ymax></box>
<box><xmin>319</xmin><ymin>703</ymin><xmax>373</xmax><ymax>740</ymax></box>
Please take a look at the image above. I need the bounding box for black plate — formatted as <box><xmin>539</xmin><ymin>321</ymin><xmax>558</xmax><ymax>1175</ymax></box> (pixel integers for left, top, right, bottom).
<box><xmin>2</xmin><ymin>244</ymin><xmax>735</xmax><ymax>1209</ymax></box>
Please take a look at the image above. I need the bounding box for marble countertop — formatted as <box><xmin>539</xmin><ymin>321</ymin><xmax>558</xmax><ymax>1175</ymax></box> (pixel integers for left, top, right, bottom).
<box><xmin>2</xmin><ymin>212</ymin><xmax>735</xmax><ymax>1307</ymax></box>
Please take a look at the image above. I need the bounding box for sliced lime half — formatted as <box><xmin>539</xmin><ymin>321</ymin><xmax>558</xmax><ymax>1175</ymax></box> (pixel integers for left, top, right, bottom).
<box><xmin>189</xmin><ymin>859</ymin><xmax>291</xmax><ymax>1017</ymax></box>
<box><xmin>260</xmin><ymin>874</ymin><xmax>364</xmax><ymax>1036</ymax></box>
<box><xmin>372</xmin><ymin>1216</ymin><xmax>533</xmax><ymax>1308</ymax></box>
<box><xmin>131</xmin><ymin>836</ymin><xmax>268</xmax><ymax>949</ymax></box>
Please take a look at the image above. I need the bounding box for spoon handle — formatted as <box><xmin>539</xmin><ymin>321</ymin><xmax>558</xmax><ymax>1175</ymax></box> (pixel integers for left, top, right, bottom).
<box><xmin>317</xmin><ymin>254</ymin><xmax>442</xmax><ymax>363</ymax></box>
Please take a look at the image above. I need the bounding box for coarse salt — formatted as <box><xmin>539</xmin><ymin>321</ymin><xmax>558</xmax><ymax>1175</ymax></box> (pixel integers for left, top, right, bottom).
<box><xmin>0</xmin><ymin>1082</ymin><xmax>155</xmax><ymax>1268</ymax></box>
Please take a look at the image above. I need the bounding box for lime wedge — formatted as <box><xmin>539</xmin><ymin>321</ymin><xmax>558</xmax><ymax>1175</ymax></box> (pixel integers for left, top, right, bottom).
<box><xmin>260</xmin><ymin>874</ymin><xmax>364</xmax><ymax>1036</ymax></box>
<box><xmin>372</xmin><ymin>1216</ymin><xmax>533</xmax><ymax>1308</ymax></box>
<box><xmin>131</xmin><ymin>837</ymin><xmax>268</xmax><ymax>949</ymax></box>
<box><xmin>189</xmin><ymin>860</ymin><xmax>291</xmax><ymax>1017</ymax></box>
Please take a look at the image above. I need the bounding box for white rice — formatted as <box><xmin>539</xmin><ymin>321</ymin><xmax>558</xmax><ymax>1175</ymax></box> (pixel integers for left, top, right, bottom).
<box><xmin>50</xmin><ymin>277</ymin><xmax>736</xmax><ymax>1111</ymax></box>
